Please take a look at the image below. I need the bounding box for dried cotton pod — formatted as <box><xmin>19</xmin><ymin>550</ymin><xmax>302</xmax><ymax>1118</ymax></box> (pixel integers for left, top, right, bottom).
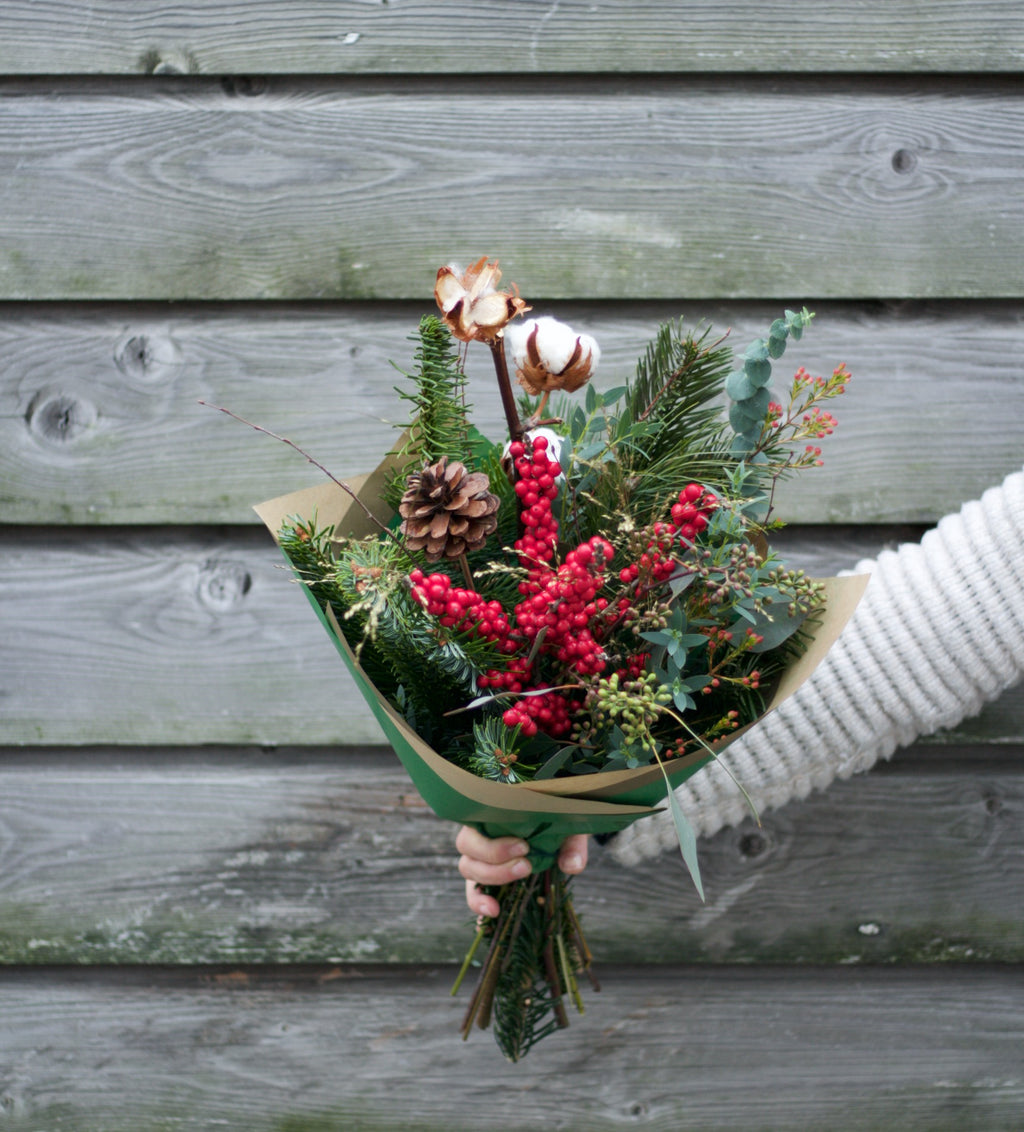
<box><xmin>434</xmin><ymin>257</ymin><xmax>530</xmax><ymax>343</ymax></box>
<box><xmin>505</xmin><ymin>316</ymin><xmax>600</xmax><ymax>396</ymax></box>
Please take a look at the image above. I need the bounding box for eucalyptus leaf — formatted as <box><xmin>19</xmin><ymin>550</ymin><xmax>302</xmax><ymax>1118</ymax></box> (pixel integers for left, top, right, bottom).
<box><xmin>744</xmin><ymin>604</ymin><xmax>811</xmax><ymax>652</ymax></box>
<box><xmin>729</xmin><ymin>403</ymin><xmax>762</xmax><ymax>433</ymax></box>
<box><xmin>741</xmin><ymin>386</ymin><xmax>771</xmax><ymax>417</ymax></box>
<box><xmin>743</xmin><ymin>356</ymin><xmax>773</xmax><ymax>386</ymax></box>
<box><xmin>577</xmin><ymin>439</ymin><xmax>608</xmax><ymax>461</ymax></box>
<box><xmin>668</xmin><ymin>570</ymin><xmax>698</xmax><ymax>597</ymax></box>
<box><xmin>669</xmin><ymin>785</ymin><xmax>705</xmax><ymax>901</ymax></box>
<box><xmin>672</xmin><ymin>688</ymin><xmax>696</xmax><ymax>712</ymax></box>
<box><xmin>767</xmin><ymin>334</ymin><xmax>788</xmax><ymax>359</ymax></box>
<box><xmin>570</xmin><ymin>405</ymin><xmax>587</xmax><ymax>440</ymax></box>
<box><xmin>725</xmin><ymin>369</ymin><xmax>757</xmax><ymax>400</ymax></box>
<box><xmin>534</xmin><ymin>746</ymin><xmax>574</xmax><ymax>780</ymax></box>
<box><xmin>744</xmin><ymin>339</ymin><xmax>770</xmax><ymax>362</ymax></box>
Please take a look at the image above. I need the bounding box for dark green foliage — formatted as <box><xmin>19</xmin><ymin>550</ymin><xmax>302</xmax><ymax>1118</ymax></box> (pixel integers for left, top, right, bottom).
<box><xmin>625</xmin><ymin>318</ymin><xmax>733</xmax><ymax>474</ymax></box>
<box><xmin>551</xmin><ymin>320</ymin><xmax>737</xmax><ymax>548</ymax></box>
<box><xmin>384</xmin><ymin>315</ymin><xmax>473</xmax><ymax>509</ymax></box>
<box><xmin>279</xmin><ymin>519</ymin><xmax>497</xmax><ymax>745</ymax></box>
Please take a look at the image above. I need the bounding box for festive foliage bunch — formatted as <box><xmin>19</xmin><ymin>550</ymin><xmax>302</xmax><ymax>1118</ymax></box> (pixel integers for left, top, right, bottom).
<box><xmin>274</xmin><ymin>258</ymin><xmax>849</xmax><ymax>1059</ymax></box>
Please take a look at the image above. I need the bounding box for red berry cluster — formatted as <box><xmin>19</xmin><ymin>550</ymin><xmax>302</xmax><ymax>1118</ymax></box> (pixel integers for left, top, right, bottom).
<box><xmin>408</xmin><ymin>569</ymin><xmax>514</xmax><ymax>653</ymax></box>
<box><xmin>408</xmin><ymin>445</ymin><xmax>720</xmax><ymax>745</ymax></box>
<box><xmin>617</xmin><ymin>483</ymin><xmax>718</xmax><ymax>588</ymax></box>
<box><xmin>499</xmin><ymin>535</ymin><xmax>617</xmax><ymax>736</ymax></box>
<box><xmin>510</xmin><ymin>435</ymin><xmax>561</xmax><ymax>567</ymax></box>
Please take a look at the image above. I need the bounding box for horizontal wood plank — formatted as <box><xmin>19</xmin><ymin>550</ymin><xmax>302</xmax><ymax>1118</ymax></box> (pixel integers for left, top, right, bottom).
<box><xmin>2</xmin><ymin>302</ymin><xmax>1022</xmax><ymax>525</ymax></box>
<box><xmin>1</xmin><ymin>964</ymin><xmax>1022</xmax><ymax>1130</ymax></box>
<box><xmin>0</xmin><ymin>747</ymin><xmax>1021</xmax><ymax>965</ymax></box>
<box><xmin>1</xmin><ymin>1</ymin><xmax>1022</xmax><ymax>75</ymax></box>
<box><xmin>1</xmin><ymin>81</ymin><xmax>1022</xmax><ymax>300</ymax></box>
<box><xmin>2</xmin><ymin>527</ymin><xmax>1022</xmax><ymax>747</ymax></box>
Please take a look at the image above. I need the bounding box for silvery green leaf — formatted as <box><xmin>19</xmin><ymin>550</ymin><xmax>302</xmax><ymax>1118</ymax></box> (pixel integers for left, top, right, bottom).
<box><xmin>725</xmin><ymin>369</ymin><xmax>757</xmax><ymax>400</ymax></box>
<box><xmin>534</xmin><ymin>747</ymin><xmax>574</xmax><ymax>780</ymax></box>
<box><xmin>669</xmin><ymin>789</ymin><xmax>705</xmax><ymax>902</ymax></box>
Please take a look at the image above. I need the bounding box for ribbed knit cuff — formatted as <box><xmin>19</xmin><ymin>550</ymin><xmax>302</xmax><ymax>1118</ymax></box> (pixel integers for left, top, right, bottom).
<box><xmin>612</xmin><ymin>466</ymin><xmax>1024</xmax><ymax>865</ymax></box>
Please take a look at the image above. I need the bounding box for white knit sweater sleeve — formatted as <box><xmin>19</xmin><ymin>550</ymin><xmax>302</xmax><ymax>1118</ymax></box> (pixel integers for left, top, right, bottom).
<box><xmin>611</xmin><ymin>466</ymin><xmax>1024</xmax><ymax>866</ymax></box>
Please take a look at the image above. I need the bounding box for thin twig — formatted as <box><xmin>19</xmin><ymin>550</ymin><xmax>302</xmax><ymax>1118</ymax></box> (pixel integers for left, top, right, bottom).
<box><xmin>199</xmin><ymin>400</ymin><xmax>410</xmax><ymax>553</ymax></box>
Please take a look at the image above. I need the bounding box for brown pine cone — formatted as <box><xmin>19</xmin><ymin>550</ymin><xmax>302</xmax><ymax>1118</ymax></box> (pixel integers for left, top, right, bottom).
<box><xmin>398</xmin><ymin>456</ymin><xmax>500</xmax><ymax>560</ymax></box>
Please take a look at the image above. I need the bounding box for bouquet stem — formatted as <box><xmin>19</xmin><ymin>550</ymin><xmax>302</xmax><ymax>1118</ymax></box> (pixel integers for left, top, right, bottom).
<box><xmin>488</xmin><ymin>336</ymin><xmax>526</xmax><ymax>444</ymax></box>
<box><xmin>453</xmin><ymin>868</ymin><xmax>595</xmax><ymax>1061</ymax></box>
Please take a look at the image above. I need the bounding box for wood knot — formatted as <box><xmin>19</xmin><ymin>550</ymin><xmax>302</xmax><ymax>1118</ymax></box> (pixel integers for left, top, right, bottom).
<box><xmin>737</xmin><ymin>829</ymin><xmax>770</xmax><ymax>860</ymax></box>
<box><xmin>26</xmin><ymin>389</ymin><xmax>97</xmax><ymax>446</ymax></box>
<box><xmin>222</xmin><ymin>76</ymin><xmax>268</xmax><ymax>97</ymax></box>
<box><xmin>983</xmin><ymin>791</ymin><xmax>1003</xmax><ymax>816</ymax></box>
<box><xmin>113</xmin><ymin>331</ymin><xmax>183</xmax><ymax>383</ymax></box>
<box><xmin>140</xmin><ymin>48</ymin><xmax>198</xmax><ymax>75</ymax></box>
<box><xmin>197</xmin><ymin>560</ymin><xmax>253</xmax><ymax>611</ymax></box>
<box><xmin>891</xmin><ymin>148</ymin><xmax>918</xmax><ymax>175</ymax></box>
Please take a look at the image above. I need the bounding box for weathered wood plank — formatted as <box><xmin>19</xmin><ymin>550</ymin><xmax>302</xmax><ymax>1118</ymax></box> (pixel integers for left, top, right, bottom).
<box><xmin>0</xmin><ymin>747</ymin><xmax>1021</xmax><ymax>965</ymax></box>
<box><xmin>1</xmin><ymin>965</ymin><xmax>1022</xmax><ymax>1130</ymax></box>
<box><xmin>2</xmin><ymin>528</ymin><xmax>1022</xmax><ymax>747</ymax></box>
<box><xmin>1</xmin><ymin>80</ymin><xmax>1022</xmax><ymax>300</ymax></box>
<box><xmin>1</xmin><ymin>1</ymin><xmax>1022</xmax><ymax>75</ymax></box>
<box><xmin>2</xmin><ymin>302</ymin><xmax>1022</xmax><ymax>524</ymax></box>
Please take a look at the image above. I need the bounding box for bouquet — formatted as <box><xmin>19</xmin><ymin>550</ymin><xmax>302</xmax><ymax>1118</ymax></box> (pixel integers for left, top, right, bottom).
<box><xmin>247</xmin><ymin>257</ymin><xmax>866</xmax><ymax>1061</ymax></box>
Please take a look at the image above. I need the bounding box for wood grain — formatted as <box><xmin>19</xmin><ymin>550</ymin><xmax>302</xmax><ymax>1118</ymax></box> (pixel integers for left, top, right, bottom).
<box><xmin>2</xmin><ymin>527</ymin><xmax>1022</xmax><ymax>747</ymax></box>
<box><xmin>0</xmin><ymin>747</ymin><xmax>1021</xmax><ymax>965</ymax></box>
<box><xmin>2</xmin><ymin>302</ymin><xmax>1022</xmax><ymax>524</ymax></box>
<box><xmin>0</xmin><ymin>1</ymin><xmax>1021</xmax><ymax>75</ymax></box>
<box><xmin>1</xmin><ymin>965</ymin><xmax>1022</xmax><ymax>1130</ymax></box>
<box><xmin>1</xmin><ymin>81</ymin><xmax>1022</xmax><ymax>300</ymax></box>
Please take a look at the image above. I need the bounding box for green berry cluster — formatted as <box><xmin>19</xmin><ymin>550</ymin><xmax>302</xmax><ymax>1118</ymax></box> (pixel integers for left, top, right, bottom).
<box><xmin>582</xmin><ymin>671</ymin><xmax>672</xmax><ymax>754</ymax></box>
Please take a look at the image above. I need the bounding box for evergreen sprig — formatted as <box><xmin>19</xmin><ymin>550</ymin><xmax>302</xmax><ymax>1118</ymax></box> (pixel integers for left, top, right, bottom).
<box><xmin>385</xmin><ymin>314</ymin><xmax>473</xmax><ymax>509</ymax></box>
<box><xmin>553</xmin><ymin>320</ymin><xmax>736</xmax><ymax>545</ymax></box>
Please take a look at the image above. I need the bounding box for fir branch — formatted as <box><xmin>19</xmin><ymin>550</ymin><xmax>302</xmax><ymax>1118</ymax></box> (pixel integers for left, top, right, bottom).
<box><xmin>387</xmin><ymin>316</ymin><xmax>474</xmax><ymax>509</ymax></box>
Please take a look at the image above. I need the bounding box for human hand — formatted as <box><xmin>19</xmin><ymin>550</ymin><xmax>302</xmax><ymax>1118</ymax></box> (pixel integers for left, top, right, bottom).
<box><xmin>455</xmin><ymin>825</ymin><xmax>589</xmax><ymax>918</ymax></box>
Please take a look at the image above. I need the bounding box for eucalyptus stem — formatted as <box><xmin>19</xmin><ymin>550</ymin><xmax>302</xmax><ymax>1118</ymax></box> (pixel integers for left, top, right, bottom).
<box><xmin>450</xmin><ymin>920</ymin><xmax>487</xmax><ymax>998</ymax></box>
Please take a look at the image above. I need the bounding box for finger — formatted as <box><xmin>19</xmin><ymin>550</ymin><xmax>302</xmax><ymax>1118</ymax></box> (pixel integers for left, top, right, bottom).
<box><xmin>457</xmin><ymin>851</ymin><xmax>532</xmax><ymax>888</ymax></box>
<box><xmin>466</xmin><ymin>879</ymin><xmax>501</xmax><ymax>919</ymax></box>
<box><xmin>558</xmin><ymin>833</ymin><xmax>589</xmax><ymax>875</ymax></box>
<box><xmin>454</xmin><ymin>825</ymin><xmax>530</xmax><ymax>865</ymax></box>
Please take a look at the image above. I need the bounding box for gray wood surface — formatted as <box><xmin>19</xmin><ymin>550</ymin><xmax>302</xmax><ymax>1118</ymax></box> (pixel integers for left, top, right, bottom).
<box><xmin>0</xmin><ymin>1</ymin><xmax>1021</xmax><ymax>75</ymax></box>
<box><xmin>3</xmin><ymin>527</ymin><xmax>1022</xmax><ymax>748</ymax></box>
<box><xmin>1</xmin><ymin>965</ymin><xmax>1022</xmax><ymax>1131</ymax></box>
<box><xmin>2</xmin><ymin>5</ymin><xmax>1022</xmax><ymax>1121</ymax></box>
<box><xmin>1</xmin><ymin>81</ymin><xmax>1022</xmax><ymax>300</ymax></box>
<box><xmin>3</xmin><ymin>302</ymin><xmax>1022</xmax><ymax>525</ymax></box>
<box><xmin>1</xmin><ymin>747</ymin><xmax>1021</xmax><ymax>967</ymax></box>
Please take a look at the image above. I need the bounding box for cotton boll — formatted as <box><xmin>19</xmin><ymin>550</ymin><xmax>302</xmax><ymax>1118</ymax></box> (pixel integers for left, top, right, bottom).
<box><xmin>506</xmin><ymin>316</ymin><xmax>600</xmax><ymax>396</ymax></box>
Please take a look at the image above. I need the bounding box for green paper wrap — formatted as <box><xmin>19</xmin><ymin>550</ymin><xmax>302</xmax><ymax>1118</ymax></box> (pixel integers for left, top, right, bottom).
<box><xmin>255</xmin><ymin>452</ymin><xmax>868</xmax><ymax>868</ymax></box>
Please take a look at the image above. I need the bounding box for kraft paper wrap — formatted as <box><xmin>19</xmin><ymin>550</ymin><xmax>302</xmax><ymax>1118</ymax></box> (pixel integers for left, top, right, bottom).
<box><xmin>255</xmin><ymin>454</ymin><xmax>867</xmax><ymax>863</ymax></box>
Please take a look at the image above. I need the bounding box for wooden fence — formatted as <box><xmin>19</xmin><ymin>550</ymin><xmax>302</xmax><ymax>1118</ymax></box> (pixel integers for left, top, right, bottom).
<box><xmin>1</xmin><ymin>3</ymin><xmax>1022</xmax><ymax>1129</ymax></box>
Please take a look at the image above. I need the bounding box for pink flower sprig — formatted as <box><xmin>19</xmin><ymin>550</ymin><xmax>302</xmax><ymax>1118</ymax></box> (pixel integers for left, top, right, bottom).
<box><xmin>758</xmin><ymin>362</ymin><xmax>849</xmax><ymax>471</ymax></box>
